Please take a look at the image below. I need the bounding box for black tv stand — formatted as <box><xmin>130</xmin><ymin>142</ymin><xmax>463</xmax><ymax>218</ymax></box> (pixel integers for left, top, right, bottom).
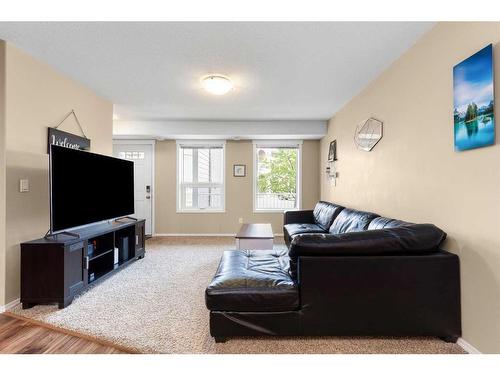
<box><xmin>21</xmin><ymin>219</ymin><xmax>146</xmax><ymax>309</ymax></box>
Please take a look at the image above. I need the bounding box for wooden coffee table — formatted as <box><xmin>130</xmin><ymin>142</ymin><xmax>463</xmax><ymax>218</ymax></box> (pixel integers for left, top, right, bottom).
<box><xmin>235</xmin><ymin>223</ymin><xmax>274</xmax><ymax>250</ymax></box>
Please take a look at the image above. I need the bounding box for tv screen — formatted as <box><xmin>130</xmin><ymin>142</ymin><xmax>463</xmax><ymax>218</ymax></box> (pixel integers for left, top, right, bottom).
<box><xmin>50</xmin><ymin>145</ymin><xmax>134</xmax><ymax>233</ymax></box>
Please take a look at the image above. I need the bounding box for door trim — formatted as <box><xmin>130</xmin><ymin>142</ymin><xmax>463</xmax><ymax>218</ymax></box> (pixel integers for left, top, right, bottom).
<box><xmin>113</xmin><ymin>139</ymin><xmax>156</xmax><ymax>235</ymax></box>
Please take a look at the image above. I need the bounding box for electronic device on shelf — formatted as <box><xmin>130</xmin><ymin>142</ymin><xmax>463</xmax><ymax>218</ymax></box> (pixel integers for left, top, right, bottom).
<box><xmin>47</xmin><ymin>144</ymin><xmax>135</xmax><ymax>237</ymax></box>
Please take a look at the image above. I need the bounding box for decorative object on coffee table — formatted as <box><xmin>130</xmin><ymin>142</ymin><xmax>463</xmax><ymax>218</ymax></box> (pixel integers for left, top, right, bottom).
<box><xmin>235</xmin><ymin>223</ymin><xmax>273</xmax><ymax>250</ymax></box>
<box><xmin>354</xmin><ymin>118</ymin><xmax>383</xmax><ymax>151</ymax></box>
<box><xmin>233</xmin><ymin>164</ymin><xmax>246</xmax><ymax>177</ymax></box>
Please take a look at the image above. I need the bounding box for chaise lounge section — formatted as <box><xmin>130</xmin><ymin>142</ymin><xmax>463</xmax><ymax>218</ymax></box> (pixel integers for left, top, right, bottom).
<box><xmin>205</xmin><ymin>201</ymin><xmax>461</xmax><ymax>343</ymax></box>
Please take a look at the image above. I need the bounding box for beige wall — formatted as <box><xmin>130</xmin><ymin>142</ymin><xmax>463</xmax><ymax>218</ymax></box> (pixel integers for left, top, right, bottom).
<box><xmin>320</xmin><ymin>22</ymin><xmax>500</xmax><ymax>353</ymax></box>
<box><xmin>155</xmin><ymin>139</ymin><xmax>320</xmax><ymax>235</ymax></box>
<box><xmin>0</xmin><ymin>41</ymin><xmax>6</xmax><ymax>306</ymax></box>
<box><xmin>0</xmin><ymin>42</ymin><xmax>113</xmax><ymax>305</ymax></box>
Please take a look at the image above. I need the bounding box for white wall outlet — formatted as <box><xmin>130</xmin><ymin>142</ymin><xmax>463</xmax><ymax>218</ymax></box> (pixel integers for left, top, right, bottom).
<box><xmin>238</xmin><ymin>217</ymin><xmax>243</xmax><ymax>224</ymax></box>
<box><xmin>19</xmin><ymin>179</ymin><xmax>29</xmax><ymax>193</ymax></box>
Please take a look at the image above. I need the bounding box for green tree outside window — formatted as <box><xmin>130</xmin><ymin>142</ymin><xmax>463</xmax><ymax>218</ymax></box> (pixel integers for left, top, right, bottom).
<box><xmin>257</xmin><ymin>148</ymin><xmax>297</xmax><ymax>200</ymax></box>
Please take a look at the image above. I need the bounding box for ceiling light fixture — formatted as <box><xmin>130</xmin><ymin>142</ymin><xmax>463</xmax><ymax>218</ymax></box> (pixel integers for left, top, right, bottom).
<box><xmin>201</xmin><ymin>74</ymin><xmax>233</xmax><ymax>95</ymax></box>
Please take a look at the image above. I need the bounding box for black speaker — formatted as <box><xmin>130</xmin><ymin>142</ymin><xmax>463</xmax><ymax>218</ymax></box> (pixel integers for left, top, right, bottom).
<box><xmin>119</xmin><ymin>237</ymin><xmax>129</xmax><ymax>261</ymax></box>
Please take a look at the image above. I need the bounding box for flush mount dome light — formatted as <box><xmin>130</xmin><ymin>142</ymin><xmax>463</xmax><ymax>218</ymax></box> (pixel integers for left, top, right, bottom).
<box><xmin>201</xmin><ymin>74</ymin><xmax>233</xmax><ymax>95</ymax></box>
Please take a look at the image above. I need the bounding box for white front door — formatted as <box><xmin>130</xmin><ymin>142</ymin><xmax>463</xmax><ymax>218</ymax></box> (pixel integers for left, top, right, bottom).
<box><xmin>113</xmin><ymin>142</ymin><xmax>154</xmax><ymax>235</ymax></box>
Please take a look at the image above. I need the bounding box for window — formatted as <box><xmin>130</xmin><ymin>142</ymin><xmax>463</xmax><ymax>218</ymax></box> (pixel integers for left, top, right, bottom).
<box><xmin>253</xmin><ymin>141</ymin><xmax>301</xmax><ymax>211</ymax></box>
<box><xmin>177</xmin><ymin>141</ymin><xmax>225</xmax><ymax>212</ymax></box>
<box><xmin>118</xmin><ymin>151</ymin><xmax>145</xmax><ymax>160</ymax></box>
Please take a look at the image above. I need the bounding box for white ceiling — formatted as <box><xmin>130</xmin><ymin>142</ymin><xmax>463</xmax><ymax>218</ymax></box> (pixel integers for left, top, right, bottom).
<box><xmin>0</xmin><ymin>22</ymin><xmax>434</xmax><ymax>121</ymax></box>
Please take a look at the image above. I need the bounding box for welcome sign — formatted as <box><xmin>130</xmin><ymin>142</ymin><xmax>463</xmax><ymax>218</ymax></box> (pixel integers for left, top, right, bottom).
<box><xmin>47</xmin><ymin>127</ymin><xmax>91</xmax><ymax>153</ymax></box>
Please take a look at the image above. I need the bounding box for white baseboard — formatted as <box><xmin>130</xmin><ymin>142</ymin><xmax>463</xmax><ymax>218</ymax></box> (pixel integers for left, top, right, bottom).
<box><xmin>0</xmin><ymin>298</ymin><xmax>20</xmax><ymax>313</ymax></box>
<box><xmin>457</xmin><ymin>338</ymin><xmax>481</xmax><ymax>354</ymax></box>
<box><xmin>154</xmin><ymin>233</ymin><xmax>284</xmax><ymax>237</ymax></box>
<box><xmin>154</xmin><ymin>233</ymin><xmax>236</xmax><ymax>237</ymax></box>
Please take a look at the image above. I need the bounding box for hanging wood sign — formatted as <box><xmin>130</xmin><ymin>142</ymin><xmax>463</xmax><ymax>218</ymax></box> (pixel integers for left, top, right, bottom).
<box><xmin>47</xmin><ymin>110</ymin><xmax>91</xmax><ymax>153</ymax></box>
<box><xmin>47</xmin><ymin>128</ymin><xmax>91</xmax><ymax>153</ymax></box>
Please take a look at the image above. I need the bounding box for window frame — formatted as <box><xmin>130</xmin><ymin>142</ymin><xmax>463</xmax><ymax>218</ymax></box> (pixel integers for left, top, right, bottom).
<box><xmin>253</xmin><ymin>140</ymin><xmax>302</xmax><ymax>213</ymax></box>
<box><xmin>176</xmin><ymin>140</ymin><xmax>226</xmax><ymax>213</ymax></box>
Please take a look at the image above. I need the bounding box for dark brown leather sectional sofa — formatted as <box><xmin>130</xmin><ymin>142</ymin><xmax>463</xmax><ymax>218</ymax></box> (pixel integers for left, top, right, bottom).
<box><xmin>205</xmin><ymin>201</ymin><xmax>461</xmax><ymax>343</ymax></box>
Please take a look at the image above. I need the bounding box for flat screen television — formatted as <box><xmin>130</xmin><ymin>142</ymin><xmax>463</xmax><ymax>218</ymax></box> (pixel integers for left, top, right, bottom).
<box><xmin>49</xmin><ymin>145</ymin><xmax>135</xmax><ymax>234</ymax></box>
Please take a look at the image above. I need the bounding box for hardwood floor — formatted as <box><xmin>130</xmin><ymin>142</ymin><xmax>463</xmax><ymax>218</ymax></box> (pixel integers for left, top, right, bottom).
<box><xmin>0</xmin><ymin>314</ymin><xmax>126</xmax><ymax>354</ymax></box>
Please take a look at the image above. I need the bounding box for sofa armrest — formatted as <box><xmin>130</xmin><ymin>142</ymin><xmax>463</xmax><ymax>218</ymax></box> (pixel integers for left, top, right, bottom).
<box><xmin>283</xmin><ymin>209</ymin><xmax>315</xmax><ymax>225</ymax></box>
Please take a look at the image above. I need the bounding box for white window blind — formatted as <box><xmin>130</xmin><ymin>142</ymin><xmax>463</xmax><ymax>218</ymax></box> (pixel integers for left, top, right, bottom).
<box><xmin>177</xmin><ymin>142</ymin><xmax>225</xmax><ymax>212</ymax></box>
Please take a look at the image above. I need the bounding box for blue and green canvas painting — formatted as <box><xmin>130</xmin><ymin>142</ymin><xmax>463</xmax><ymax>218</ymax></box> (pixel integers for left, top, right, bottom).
<box><xmin>453</xmin><ymin>44</ymin><xmax>495</xmax><ymax>151</ymax></box>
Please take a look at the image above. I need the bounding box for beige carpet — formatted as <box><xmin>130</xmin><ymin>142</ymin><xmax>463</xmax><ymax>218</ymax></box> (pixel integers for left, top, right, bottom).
<box><xmin>9</xmin><ymin>237</ymin><xmax>465</xmax><ymax>354</ymax></box>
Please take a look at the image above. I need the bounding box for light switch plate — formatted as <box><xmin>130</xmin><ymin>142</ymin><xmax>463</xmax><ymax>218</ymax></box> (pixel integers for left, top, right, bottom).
<box><xmin>19</xmin><ymin>179</ymin><xmax>29</xmax><ymax>193</ymax></box>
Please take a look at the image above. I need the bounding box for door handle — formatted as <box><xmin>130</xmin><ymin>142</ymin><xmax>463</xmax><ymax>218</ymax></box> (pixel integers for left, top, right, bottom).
<box><xmin>146</xmin><ymin>195</ymin><xmax>151</xmax><ymax>199</ymax></box>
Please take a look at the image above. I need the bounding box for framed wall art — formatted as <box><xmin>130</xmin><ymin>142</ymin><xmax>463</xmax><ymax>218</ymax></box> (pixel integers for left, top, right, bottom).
<box><xmin>233</xmin><ymin>164</ymin><xmax>246</xmax><ymax>177</ymax></box>
<box><xmin>327</xmin><ymin>140</ymin><xmax>337</xmax><ymax>161</ymax></box>
<box><xmin>453</xmin><ymin>44</ymin><xmax>495</xmax><ymax>151</ymax></box>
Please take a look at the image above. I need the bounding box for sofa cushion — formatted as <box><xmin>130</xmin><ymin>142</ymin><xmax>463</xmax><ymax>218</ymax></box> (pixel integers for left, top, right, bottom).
<box><xmin>284</xmin><ymin>223</ymin><xmax>327</xmax><ymax>246</ymax></box>
<box><xmin>368</xmin><ymin>216</ymin><xmax>412</xmax><ymax>230</ymax></box>
<box><xmin>329</xmin><ymin>208</ymin><xmax>380</xmax><ymax>234</ymax></box>
<box><xmin>285</xmin><ymin>223</ymin><xmax>326</xmax><ymax>236</ymax></box>
<box><xmin>283</xmin><ymin>209</ymin><xmax>315</xmax><ymax>225</ymax></box>
<box><xmin>205</xmin><ymin>249</ymin><xmax>299</xmax><ymax>312</ymax></box>
<box><xmin>313</xmin><ymin>201</ymin><xmax>345</xmax><ymax>230</ymax></box>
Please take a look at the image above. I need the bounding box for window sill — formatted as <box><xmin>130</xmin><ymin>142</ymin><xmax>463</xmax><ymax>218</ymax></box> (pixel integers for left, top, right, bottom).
<box><xmin>253</xmin><ymin>209</ymin><xmax>295</xmax><ymax>214</ymax></box>
<box><xmin>176</xmin><ymin>210</ymin><xmax>226</xmax><ymax>214</ymax></box>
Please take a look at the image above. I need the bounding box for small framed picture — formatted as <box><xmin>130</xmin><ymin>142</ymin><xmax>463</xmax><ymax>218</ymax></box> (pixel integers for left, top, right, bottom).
<box><xmin>328</xmin><ymin>140</ymin><xmax>337</xmax><ymax>162</ymax></box>
<box><xmin>233</xmin><ymin>164</ymin><xmax>246</xmax><ymax>177</ymax></box>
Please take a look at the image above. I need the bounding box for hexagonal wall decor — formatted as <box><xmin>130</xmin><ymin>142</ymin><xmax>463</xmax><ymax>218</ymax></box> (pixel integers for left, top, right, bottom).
<box><xmin>354</xmin><ymin>118</ymin><xmax>383</xmax><ymax>151</ymax></box>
